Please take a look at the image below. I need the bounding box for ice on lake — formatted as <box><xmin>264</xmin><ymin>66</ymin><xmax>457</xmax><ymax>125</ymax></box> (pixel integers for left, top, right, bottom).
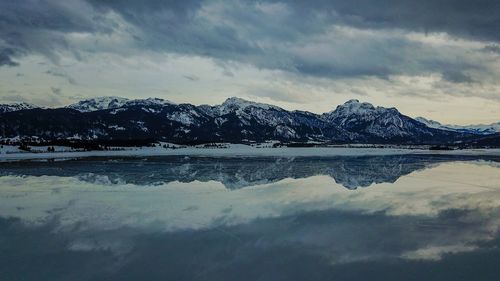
<box><xmin>0</xmin><ymin>155</ymin><xmax>499</xmax><ymax>280</ymax></box>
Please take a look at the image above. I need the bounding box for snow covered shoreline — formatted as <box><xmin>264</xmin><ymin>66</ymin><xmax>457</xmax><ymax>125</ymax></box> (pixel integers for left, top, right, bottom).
<box><xmin>1</xmin><ymin>144</ymin><xmax>499</xmax><ymax>162</ymax></box>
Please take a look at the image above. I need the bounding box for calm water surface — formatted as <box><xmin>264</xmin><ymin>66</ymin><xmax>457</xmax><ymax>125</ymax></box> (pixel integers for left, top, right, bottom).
<box><xmin>0</xmin><ymin>155</ymin><xmax>499</xmax><ymax>281</ymax></box>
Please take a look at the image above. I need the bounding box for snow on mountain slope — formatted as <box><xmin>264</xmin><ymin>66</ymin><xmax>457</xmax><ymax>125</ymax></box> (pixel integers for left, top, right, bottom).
<box><xmin>0</xmin><ymin>102</ymin><xmax>38</xmax><ymax>114</ymax></box>
<box><xmin>124</xmin><ymin>97</ymin><xmax>175</xmax><ymax>107</ymax></box>
<box><xmin>218</xmin><ymin>97</ymin><xmax>282</xmax><ymax>114</ymax></box>
<box><xmin>0</xmin><ymin>96</ymin><xmax>490</xmax><ymax>144</ymax></box>
<box><xmin>414</xmin><ymin>117</ymin><xmax>442</xmax><ymax>129</ymax></box>
<box><xmin>416</xmin><ymin>117</ymin><xmax>500</xmax><ymax>135</ymax></box>
<box><xmin>322</xmin><ymin>99</ymin><xmax>435</xmax><ymax>140</ymax></box>
<box><xmin>67</xmin><ymin>97</ymin><xmax>176</xmax><ymax>112</ymax></box>
<box><xmin>323</xmin><ymin>99</ymin><xmax>403</xmax><ymax>125</ymax></box>
<box><xmin>202</xmin><ymin>97</ymin><xmax>294</xmax><ymax>126</ymax></box>
<box><xmin>195</xmin><ymin>97</ymin><xmax>327</xmax><ymax>140</ymax></box>
<box><xmin>67</xmin><ymin>97</ymin><xmax>130</xmax><ymax>112</ymax></box>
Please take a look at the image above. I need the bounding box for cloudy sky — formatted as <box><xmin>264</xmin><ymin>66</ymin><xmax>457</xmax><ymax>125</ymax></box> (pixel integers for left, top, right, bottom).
<box><xmin>1</xmin><ymin>0</ymin><xmax>499</xmax><ymax>124</ymax></box>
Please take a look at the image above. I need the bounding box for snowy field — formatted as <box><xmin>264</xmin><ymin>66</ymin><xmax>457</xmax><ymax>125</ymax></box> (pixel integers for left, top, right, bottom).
<box><xmin>1</xmin><ymin>144</ymin><xmax>499</xmax><ymax>161</ymax></box>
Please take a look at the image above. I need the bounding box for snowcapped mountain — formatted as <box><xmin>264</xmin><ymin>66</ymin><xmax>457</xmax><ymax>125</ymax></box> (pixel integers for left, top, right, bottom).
<box><xmin>67</xmin><ymin>97</ymin><xmax>175</xmax><ymax>112</ymax></box>
<box><xmin>201</xmin><ymin>97</ymin><xmax>293</xmax><ymax>120</ymax></box>
<box><xmin>198</xmin><ymin>97</ymin><xmax>327</xmax><ymax>140</ymax></box>
<box><xmin>0</xmin><ymin>96</ymin><xmax>492</xmax><ymax>145</ymax></box>
<box><xmin>322</xmin><ymin>99</ymin><xmax>444</xmax><ymax>141</ymax></box>
<box><xmin>324</xmin><ymin>99</ymin><xmax>382</xmax><ymax>124</ymax></box>
<box><xmin>123</xmin><ymin>97</ymin><xmax>175</xmax><ymax>108</ymax></box>
<box><xmin>414</xmin><ymin>117</ymin><xmax>442</xmax><ymax>129</ymax></box>
<box><xmin>0</xmin><ymin>102</ymin><xmax>38</xmax><ymax>114</ymax></box>
<box><xmin>415</xmin><ymin>117</ymin><xmax>500</xmax><ymax>135</ymax></box>
<box><xmin>217</xmin><ymin>97</ymin><xmax>282</xmax><ymax>114</ymax></box>
<box><xmin>66</xmin><ymin>97</ymin><xmax>130</xmax><ymax>112</ymax></box>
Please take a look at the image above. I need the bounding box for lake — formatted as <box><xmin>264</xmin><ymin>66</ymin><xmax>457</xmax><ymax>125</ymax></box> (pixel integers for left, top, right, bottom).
<box><xmin>0</xmin><ymin>155</ymin><xmax>499</xmax><ymax>280</ymax></box>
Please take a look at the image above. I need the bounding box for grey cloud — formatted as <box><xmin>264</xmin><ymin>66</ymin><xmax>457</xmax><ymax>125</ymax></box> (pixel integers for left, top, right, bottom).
<box><xmin>441</xmin><ymin>71</ymin><xmax>475</xmax><ymax>84</ymax></box>
<box><xmin>87</xmin><ymin>0</ymin><xmax>500</xmax><ymax>43</ymax></box>
<box><xmin>222</xmin><ymin>69</ymin><xmax>235</xmax><ymax>77</ymax></box>
<box><xmin>279</xmin><ymin>0</ymin><xmax>500</xmax><ymax>42</ymax></box>
<box><xmin>482</xmin><ymin>44</ymin><xmax>500</xmax><ymax>54</ymax></box>
<box><xmin>0</xmin><ymin>91</ymin><xmax>64</xmax><ymax>107</ymax></box>
<box><xmin>247</xmin><ymin>88</ymin><xmax>300</xmax><ymax>104</ymax></box>
<box><xmin>1</xmin><ymin>0</ymin><xmax>499</xmax><ymax>88</ymax></box>
<box><xmin>182</xmin><ymin>74</ymin><xmax>200</xmax><ymax>81</ymax></box>
<box><xmin>0</xmin><ymin>0</ymin><xmax>112</xmax><ymax>66</ymax></box>
<box><xmin>84</xmin><ymin>0</ymin><xmax>498</xmax><ymax>81</ymax></box>
<box><xmin>51</xmin><ymin>87</ymin><xmax>62</xmax><ymax>96</ymax></box>
<box><xmin>45</xmin><ymin>70</ymin><xmax>78</xmax><ymax>85</ymax></box>
<box><xmin>0</xmin><ymin>94</ymin><xmax>28</xmax><ymax>103</ymax></box>
<box><xmin>0</xmin><ymin>48</ymin><xmax>20</xmax><ymax>66</ymax></box>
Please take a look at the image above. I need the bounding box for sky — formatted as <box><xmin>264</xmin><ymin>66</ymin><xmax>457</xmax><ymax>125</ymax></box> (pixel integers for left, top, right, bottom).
<box><xmin>0</xmin><ymin>0</ymin><xmax>499</xmax><ymax>125</ymax></box>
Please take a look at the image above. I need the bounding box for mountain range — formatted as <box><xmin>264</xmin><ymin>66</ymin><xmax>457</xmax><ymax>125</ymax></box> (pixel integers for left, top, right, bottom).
<box><xmin>0</xmin><ymin>102</ymin><xmax>38</xmax><ymax>114</ymax></box>
<box><xmin>415</xmin><ymin>117</ymin><xmax>500</xmax><ymax>135</ymax></box>
<box><xmin>0</xmin><ymin>97</ymin><xmax>498</xmax><ymax>145</ymax></box>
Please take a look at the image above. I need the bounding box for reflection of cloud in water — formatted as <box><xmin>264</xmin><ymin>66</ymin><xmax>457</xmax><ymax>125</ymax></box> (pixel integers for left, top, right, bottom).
<box><xmin>1</xmin><ymin>155</ymin><xmax>498</xmax><ymax>189</ymax></box>
<box><xmin>0</xmin><ymin>159</ymin><xmax>499</xmax><ymax>280</ymax></box>
<box><xmin>1</xmin><ymin>206</ymin><xmax>500</xmax><ymax>280</ymax></box>
<box><xmin>0</xmin><ymin>162</ymin><xmax>499</xmax><ymax>228</ymax></box>
<box><xmin>402</xmin><ymin>245</ymin><xmax>478</xmax><ymax>261</ymax></box>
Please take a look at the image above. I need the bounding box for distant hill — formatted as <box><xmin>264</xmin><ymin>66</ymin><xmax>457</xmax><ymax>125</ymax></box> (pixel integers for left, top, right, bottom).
<box><xmin>415</xmin><ymin>117</ymin><xmax>500</xmax><ymax>135</ymax></box>
<box><xmin>0</xmin><ymin>102</ymin><xmax>38</xmax><ymax>114</ymax></box>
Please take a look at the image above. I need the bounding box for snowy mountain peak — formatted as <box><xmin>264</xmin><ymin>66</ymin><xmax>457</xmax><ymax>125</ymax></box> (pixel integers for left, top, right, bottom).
<box><xmin>327</xmin><ymin>100</ymin><xmax>392</xmax><ymax>118</ymax></box>
<box><xmin>338</xmin><ymin>99</ymin><xmax>375</xmax><ymax>113</ymax></box>
<box><xmin>223</xmin><ymin>97</ymin><xmax>248</xmax><ymax>104</ymax></box>
<box><xmin>329</xmin><ymin>100</ymin><xmax>401</xmax><ymax>117</ymax></box>
<box><xmin>66</xmin><ymin>97</ymin><xmax>176</xmax><ymax>112</ymax></box>
<box><xmin>416</xmin><ymin>117</ymin><xmax>500</xmax><ymax>135</ymax></box>
<box><xmin>222</xmin><ymin>97</ymin><xmax>275</xmax><ymax>109</ymax></box>
<box><xmin>124</xmin><ymin>98</ymin><xmax>175</xmax><ymax>107</ymax></box>
<box><xmin>344</xmin><ymin>99</ymin><xmax>361</xmax><ymax>104</ymax></box>
<box><xmin>415</xmin><ymin>117</ymin><xmax>442</xmax><ymax>128</ymax></box>
<box><xmin>67</xmin><ymin>96</ymin><xmax>129</xmax><ymax>112</ymax></box>
<box><xmin>0</xmin><ymin>102</ymin><xmax>38</xmax><ymax>114</ymax></box>
<box><xmin>321</xmin><ymin>100</ymin><xmax>418</xmax><ymax>139</ymax></box>
<box><xmin>2</xmin><ymin>96</ymin><xmax>498</xmax><ymax>144</ymax></box>
<box><xmin>219</xmin><ymin>97</ymin><xmax>282</xmax><ymax>113</ymax></box>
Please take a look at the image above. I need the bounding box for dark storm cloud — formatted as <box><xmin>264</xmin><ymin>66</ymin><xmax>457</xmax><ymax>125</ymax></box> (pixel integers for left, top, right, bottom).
<box><xmin>441</xmin><ymin>70</ymin><xmax>475</xmax><ymax>84</ymax></box>
<box><xmin>0</xmin><ymin>0</ymin><xmax>110</xmax><ymax>65</ymax></box>
<box><xmin>0</xmin><ymin>48</ymin><xmax>20</xmax><ymax>66</ymax></box>
<box><xmin>281</xmin><ymin>0</ymin><xmax>500</xmax><ymax>42</ymax></box>
<box><xmin>84</xmin><ymin>0</ymin><xmax>500</xmax><ymax>81</ymax></box>
<box><xmin>482</xmin><ymin>44</ymin><xmax>500</xmax><ymax>54</ymax></box>
<box><xmin>1</xmin><ymin>0</ymin><xmax>500</xmax><ymax>82</ymax></box>
<box><xmin>88</xmin><ymin>0</ymin><xmax>500</xmax><ymax>43</ymax></box>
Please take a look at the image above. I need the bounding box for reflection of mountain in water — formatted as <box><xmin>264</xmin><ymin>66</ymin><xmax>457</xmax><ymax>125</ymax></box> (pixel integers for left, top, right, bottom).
<box><xmin>1</xmin><ymin>155</ymin><xmax>498</xmax><ymax>189</ymax></box>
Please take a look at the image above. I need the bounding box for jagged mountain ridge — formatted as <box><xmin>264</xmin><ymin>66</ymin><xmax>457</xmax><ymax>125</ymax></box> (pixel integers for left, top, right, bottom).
<box><xmin>322</xmin><ymin>99</ymin><xmax>445</xmax><ymax>142</ymax></box>
<box><xmin>415</xmin><ymin>117</ymin><xmax>500</xmax><ymax>135</ymax></box>
<box><xmin>0</xmin><ymin>102</ymin><xmax>38</xmax><ymax>114</ymax></box>
<box><xmin>66</xmin><ymin>97</ymin><xmax>174</xmax><ymax>112</ymax></box>
<box><xmin>0</xmin><ymin>97</ymin><xmax>485</xmax><ymax>144</ymax></box>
